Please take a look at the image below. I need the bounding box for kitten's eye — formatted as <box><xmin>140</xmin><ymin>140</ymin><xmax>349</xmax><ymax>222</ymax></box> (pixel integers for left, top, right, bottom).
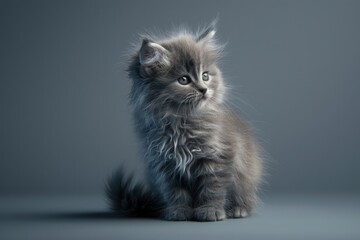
<box><xmin>178</xmin><ymin>76</ymin><xmax>191</xmax><ymax>85</ymax></box>
<box><xmin>202</xmin><ymin>72</ymin><xmax>209</xmax><ymax>81</ymax></box>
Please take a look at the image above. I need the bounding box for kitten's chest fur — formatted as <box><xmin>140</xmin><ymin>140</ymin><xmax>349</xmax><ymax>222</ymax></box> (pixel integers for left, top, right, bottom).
<box><xmin>144</xmin><ymin>113</ymin><xmax>221</xmax><ymax>174</ymax></box>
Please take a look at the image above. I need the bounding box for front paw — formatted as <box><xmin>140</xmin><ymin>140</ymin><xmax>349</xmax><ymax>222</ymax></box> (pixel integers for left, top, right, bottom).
<box><xmin>163</xmin><ymin>206</ymin><xmax>193</xmax><ymax>221</ymax></box>
<box><xmin>227</xmin><ymin>206</ymin><xmax>249</xmax><ymax>218</ymax></box>
<box><xmin>193</xmin><ymin>206</ymin><xmax>225</xmax><ymax>222</ymax></box>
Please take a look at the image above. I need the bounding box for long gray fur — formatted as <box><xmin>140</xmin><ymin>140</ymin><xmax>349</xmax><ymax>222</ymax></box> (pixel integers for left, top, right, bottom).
<box><xmin>107</xmin><ymin>23</ymin><xmax>263</xmax><ymax>221</ymax></box>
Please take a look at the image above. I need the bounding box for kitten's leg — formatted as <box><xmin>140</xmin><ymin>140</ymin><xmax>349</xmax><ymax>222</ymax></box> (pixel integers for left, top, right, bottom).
<box><xmin>226</xmin><ymin>173</ymin><xmax>257</xmax><ymax>218</ymax></box>
<box><xmin>226</xmin><ymin>185</ymin><xmax>254</xmax><ymax>218</ymax></box>
<box><xmin>162</xmin><ymin>188</ymin><xmax>193</xmax><ymax>221</ymax></box>
<box><xmin>192</xmin><ymin>160</ymin><xmax>229</xmax><ymax>222</ymax></box>
<box><xmin>224</xmin><ymin>140</ymin><xmax>262</xmax><ymax>218</ymax></box>
<box><xmin>148</xmin><ymin>162</ymin><xmax>193</xmax><ymax>221</ymax></box>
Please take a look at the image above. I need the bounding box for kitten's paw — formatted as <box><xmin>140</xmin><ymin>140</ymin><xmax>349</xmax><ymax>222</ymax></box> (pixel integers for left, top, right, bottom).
<box><xmin>163</xmin><ymin>206</ymin><xmax>193</xmax><ymax>221</ymax></box>
<box><xmin>193</xmin><ymin>206</ymin><xmax>226</xmax><ymax>222</ymax></box>
<box><xmin>227</xmin><ymin>206</ymin><xmax>249</xmax><ymax>218</ymax></box>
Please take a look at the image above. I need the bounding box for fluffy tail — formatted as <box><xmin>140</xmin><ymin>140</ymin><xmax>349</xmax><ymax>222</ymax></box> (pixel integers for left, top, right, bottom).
<box><xmin>106</xmin><ymin>168</ymin><xmax>163</xmax><ymax>217</ymax></box>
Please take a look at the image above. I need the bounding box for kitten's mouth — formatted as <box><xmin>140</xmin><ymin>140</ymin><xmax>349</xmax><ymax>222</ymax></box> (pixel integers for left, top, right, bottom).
<box><xmin>195</xmin><ymin>95</ymin><xmax>208</xmax><ymax>106</ymax></box>
<box><xmin>199</xmin><ymin>93</ymin><xmax>209</xmax><ymax>102</ymax></box>
<box><xmin>180</xmin><ymin>95</ymin><xmax>208</xmax><ymax>109</ymax></box>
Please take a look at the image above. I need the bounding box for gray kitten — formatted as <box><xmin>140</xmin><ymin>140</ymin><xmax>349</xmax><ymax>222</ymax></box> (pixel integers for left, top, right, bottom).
<box><xmin>107</xmin><ymin>23</ymin><xmax>263</xmax><ymax>221</ymax></box>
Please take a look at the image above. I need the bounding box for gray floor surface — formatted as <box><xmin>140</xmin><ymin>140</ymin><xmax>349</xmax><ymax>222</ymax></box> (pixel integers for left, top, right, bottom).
<box><xmin>1</xmin><ymin>194</ymin><xmax>359</xmax><ymax>240</ymax></box>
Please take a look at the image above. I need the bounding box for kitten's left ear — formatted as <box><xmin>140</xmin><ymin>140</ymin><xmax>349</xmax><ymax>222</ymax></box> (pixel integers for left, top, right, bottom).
<box><xmin>196</xmin><ymin>21</ymin><xmax>217</xmax><ymax>43</ymax></box>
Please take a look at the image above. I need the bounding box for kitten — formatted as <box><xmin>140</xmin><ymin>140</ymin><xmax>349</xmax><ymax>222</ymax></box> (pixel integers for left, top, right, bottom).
<box><xmin>107</xmin><ymin>22</ymin><xmax>263</xmax><ymax>221</ymax></box>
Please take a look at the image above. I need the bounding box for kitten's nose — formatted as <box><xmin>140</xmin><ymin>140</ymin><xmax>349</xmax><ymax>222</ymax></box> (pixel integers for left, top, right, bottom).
<box><xmin>199</xmin><ymin>88</ymin><xmax>207</xmax><ymax>95</ymax></box>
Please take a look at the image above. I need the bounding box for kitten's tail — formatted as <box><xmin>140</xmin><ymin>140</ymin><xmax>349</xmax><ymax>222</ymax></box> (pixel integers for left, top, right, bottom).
<box><xmin>106</xmin><ymin>168</ymin><xmax>163</xmax><ymax>217</ymax></box>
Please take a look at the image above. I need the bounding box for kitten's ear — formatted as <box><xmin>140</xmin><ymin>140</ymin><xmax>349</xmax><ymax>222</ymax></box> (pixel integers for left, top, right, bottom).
<box><xmin>139</xmin><ymin>39</ymin><xmax>170</xmax><ymax>67</ymax></box>
<box><xmin>196</xmin><ymin>20</ymin><xmax>217</xmax><ymax>43</ymax></box>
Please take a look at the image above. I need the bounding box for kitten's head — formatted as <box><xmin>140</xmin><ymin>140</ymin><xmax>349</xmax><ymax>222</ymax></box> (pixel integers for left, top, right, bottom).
<box><xmin>129</xmin><ymin>23</ymin><xmax>225</xmax><ymax>117</ymax></box>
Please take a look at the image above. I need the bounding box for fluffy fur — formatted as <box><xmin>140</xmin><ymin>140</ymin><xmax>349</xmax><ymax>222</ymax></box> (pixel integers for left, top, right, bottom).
<box><xmin>107</xmin><ymin>22</ymin><xmax>263</xmax><ymax>221</ymax></box>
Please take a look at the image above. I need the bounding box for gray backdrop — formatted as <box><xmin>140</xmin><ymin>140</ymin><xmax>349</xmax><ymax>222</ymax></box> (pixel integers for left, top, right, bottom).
<box><xmin>1</xmin><ymin>0</ymin><xmax>359</xmax><ymax>195</ymax></box>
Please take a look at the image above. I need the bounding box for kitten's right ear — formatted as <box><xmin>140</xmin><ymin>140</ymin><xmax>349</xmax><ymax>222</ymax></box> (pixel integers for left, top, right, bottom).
<box><xmin>196</xmin><ymin>20</ymin><xmax>217</xmax><ymax>43</ymax></box>
<box><xmin>139</xmin><ymin>39</ymin><xmax>170</xmax><ymax>68</ymax></box>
